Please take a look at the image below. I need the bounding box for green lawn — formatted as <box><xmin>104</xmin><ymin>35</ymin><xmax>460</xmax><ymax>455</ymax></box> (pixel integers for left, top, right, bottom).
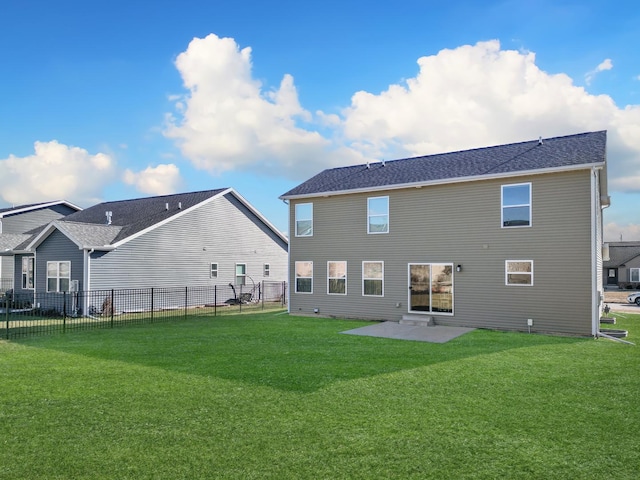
<box><xmin>1</xmin><ymin>310</ymin><xmax>639</xmax><ymax>479</ymax></box>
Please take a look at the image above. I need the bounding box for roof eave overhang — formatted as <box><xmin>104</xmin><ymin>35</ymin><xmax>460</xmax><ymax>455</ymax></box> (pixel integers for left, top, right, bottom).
<box><xmin>0</xmin><ymin>200</ymin><xmax>82</xmax><ymax>218</ymax></box>
<box><xmin>280</xmin><ymin>162</ymin><xmax>606</xmax><ymax>200</ymax></box>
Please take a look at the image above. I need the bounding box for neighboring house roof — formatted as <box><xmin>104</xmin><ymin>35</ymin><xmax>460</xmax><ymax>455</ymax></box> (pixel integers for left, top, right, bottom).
<box><xmin>26</xmin><ymin>188</ymin><xmax>288</xmax><ymax>251</ymax></box>
<box><xmin>0</xmin><ymin>233</ymin><xmax>32</xmax><ymax>254</ymax></box>
<box><xmin>604</xmin><ymin>242</ymin><xmax>640</xmax><ymax>267</ymax></box>
<box><xmin>0</xmin><ymin>200</ymin><xmax>82</xmax><ymax>217</ymax></box>
<box><xmin>280</xmin><ymin>131</ymin><xmax>607</xmax><ymax>199</ymax></box>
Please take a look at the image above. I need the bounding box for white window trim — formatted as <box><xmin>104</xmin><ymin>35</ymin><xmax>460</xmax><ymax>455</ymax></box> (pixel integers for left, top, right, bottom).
<box><xmin>367</xmin><ymin>196</ymin><xmax>389</xmax><ymax>234</ymax></box>
<box><xmin>263</xmin><ymin>263</ymin><xmax>270</xmax><ymax>277</ymax></box>
<box><xmin>235</xmin><ymin>263</ymin><xmax>247</xmax><ymax>286</ymax></box>
<box><xmin>327</xmin><ymin>261</ymin><xmax>347</xmax><ymax>295</ymax></box>
<box><xmin>407</xmin><ymin>263</ymin><xmax>455</xmax><ymax>316</ymax></box>
<box><xmin>505</xmin><ymin>260</ymin><xmax>534</xmax><ymax>286</ymax></box>
<box><xmin>362</xmin><ymin>261</ymin><xmax>384</xmax><ymax>297</ymax></box>
<box><xmin>501</xmin><ymin>182</ymin><xmax>532</xmax><ymax>228</ymax></box>
<box><xmin>210</xmin><ymin>263</ymin><xmax>218</xmax><ymax>278</ymax></box>
<box><xmin>295</xmin><ymin>203</ymin><xmax>313</xmax><ymax>237</ymax></box>
<box><xmin>46</xmin><ymin>260</ymin><xmax>71</xmax><ymax>293</ymax></box>
<box><xmin>22</xmin><ymin>257</ymin><xmax>35</xmax><ymax>290</ymax></box>
<box><xmin>630</xmin><ymin>268</ymin><xmax>640</xmax><ymax>283</ymax></box>
<box><xmin>295</xmin><ymin>261</ymin><xmax>313</xmax><ymax>294</ymax></box>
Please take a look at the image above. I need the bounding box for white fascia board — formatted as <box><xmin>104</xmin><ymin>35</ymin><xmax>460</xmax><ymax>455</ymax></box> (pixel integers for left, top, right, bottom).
<box><xmin>226</xmin><ymin>188</ymin><xmax>289</xmax><ymax>244</ymax></box>
<box><xmin>108</xmin><ymin>189</ymin><xmax>231</xmax><ymax>249</ymax></box>
<box><xmin>280</xmin><ymin>162</ymin><xmax>605</xmax><ymax>200</ymax></box>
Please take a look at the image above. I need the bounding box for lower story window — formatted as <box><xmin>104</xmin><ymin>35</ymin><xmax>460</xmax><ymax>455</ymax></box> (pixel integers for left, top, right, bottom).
<box><xmin>506</xmin><ymin>260</ymin><xmax>533</xmax><ymax>286</ymax></box>
<box><xmin>295</xmin><ymin>261</ymin><xmax>313</xmax><ymax>293</ymax></box>
<box><xmin>235</xmin><ymin>263</ymin><xmax>246</xmax><ymax>285</ymax></box>
<box><xmin>630</xmin><ymin>268</ymin><xmax>640</xmax><ymax>283</ymax></box>
<box><xmin>210</xmin><ymin>263</ymin><xmax>218</xmax><ymax>278</ymax></box>
<box><xmin>363</xmin><ymin>261</ymin><xmax>384</xmax><ymax>296</ymax></box>
<box><xmin>47</xmin><ymin>261</ymin><xmax>71</xmax><ymax>292</ymax></box>
<box><xmin>328</xmin><ymin>261</ymin><xmax>346</xmax><ymax>295</ymax></box>
<box><xmin>264</xmin><ymin>263</ymin><xmax>270</xmax><ymax>277</ymax></box>
<box><xmin>22</xmin><ymin>257</ymin><xmax>34</xmax><ymax>289</ymax></box>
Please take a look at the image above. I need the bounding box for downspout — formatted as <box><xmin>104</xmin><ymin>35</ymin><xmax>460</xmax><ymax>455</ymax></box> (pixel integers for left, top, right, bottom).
<box><xmin>84</xmin><ymin>248</ymin><xmax>94</xmax><ymax>316</ymax></box>
<box><xmin>592</xmin><ymin>166</ymin><xmax>617</xmax><ymax>340</ymax></box>
<box><xmin>282</xmin><ymin>198</ymin><xmax>291</xmax><ymax>314</ymax></box>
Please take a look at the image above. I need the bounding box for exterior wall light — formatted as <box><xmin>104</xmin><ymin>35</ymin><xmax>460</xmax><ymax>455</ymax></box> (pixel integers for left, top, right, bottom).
<box><xmin>456</xmin><ymin>265</ymin><xmax>462</xmax><ymax>272</ymax></box>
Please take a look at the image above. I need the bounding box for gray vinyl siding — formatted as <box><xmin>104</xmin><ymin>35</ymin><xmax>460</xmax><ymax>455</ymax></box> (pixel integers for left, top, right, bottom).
<box><xmin>35</xmin><ymin>229</ymin><xmax>85</xmax><ymax>294</ymax></box>
<box><xmin>1</xmin><ymin>205</ymin><xmax>77</xmax><ymax>234</ymax></box>
<box><xmin>1</xmin><ymin>256</ymin><xmax>14</xmax><ymax>290</ymax></box>
<box><xmin>88</xmin><ymin>192</ymin><xmax>288</xmax><ymax>290</ymax></box>
<box><xmin>289</xmin><ymin>170</ymin><xmax>595</xmax><ymax>336</ymax></box>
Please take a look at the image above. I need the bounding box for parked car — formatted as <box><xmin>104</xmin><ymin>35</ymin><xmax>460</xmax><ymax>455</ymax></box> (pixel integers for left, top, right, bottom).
<box><xmin>627</xmin><ymin>292</ymin><xmax>640</xmax><ymax>305</ymax></box>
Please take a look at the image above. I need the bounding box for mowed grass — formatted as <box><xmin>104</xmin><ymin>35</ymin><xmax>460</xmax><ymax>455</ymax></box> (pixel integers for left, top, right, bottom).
<box><xmin>1</xmin><ymin>311</ymin><xmax>639</xmax><ymax>479</ymax></box>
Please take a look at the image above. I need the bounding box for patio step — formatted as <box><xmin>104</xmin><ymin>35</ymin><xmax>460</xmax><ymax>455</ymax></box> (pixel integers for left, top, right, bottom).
<box><xmin>400</xmin><ymin>315</ymin><xmax>435</xmax><ymax>327</ymax></box>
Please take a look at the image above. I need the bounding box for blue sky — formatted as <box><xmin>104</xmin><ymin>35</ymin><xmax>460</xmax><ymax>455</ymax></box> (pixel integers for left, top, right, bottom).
<box><xmin>1</xmin><ymin>0</ymin><xmax>639</xmax><ymax>240</ymax></box>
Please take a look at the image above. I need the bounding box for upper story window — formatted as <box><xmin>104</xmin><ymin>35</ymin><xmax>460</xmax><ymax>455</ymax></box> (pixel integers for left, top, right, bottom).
<box><xmin>502</xmin><ymin>183</ymin><xmax>531</xmax><ymax>228</ymax></box>
<box><xmin>22</xmin><ymin>257</ymin><xmax>34</xmax><ymax>290</ymax></box>
<box><xmin>505</xmin><ymin>260</ymin><xmax>533</xmax><ymax>286</ymax></box>
<box><xmin>295</xmin><ymin>203</ymin><xmax>313</xmax><ymax>237</ymax></box>
<box><xmin>328</xmin><ymin>261</ymin><xmax>347</xmax><ymax>295</ymax></box>
<box><xmin>368</xmin><ymin>196</ymin><xmax>389</xmax><ymax>234</ymax></box>
<box><xmin>47</xmin><ymin>261</ymin><xmax>70</xmax><ymax>293</ymax></box>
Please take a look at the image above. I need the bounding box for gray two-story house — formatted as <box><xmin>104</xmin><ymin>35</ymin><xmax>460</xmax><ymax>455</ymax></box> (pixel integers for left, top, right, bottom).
<box><xmin>281</xmin><ymin>131</ymin><xmax>609</xmax><ymax>336</ymax></box>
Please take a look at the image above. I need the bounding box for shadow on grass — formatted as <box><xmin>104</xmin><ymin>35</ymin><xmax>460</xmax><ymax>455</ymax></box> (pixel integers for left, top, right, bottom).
<box><xmin>16</xmin><ymin>312</ymin><xmax>589</xmax><ymax>393</ymax></box>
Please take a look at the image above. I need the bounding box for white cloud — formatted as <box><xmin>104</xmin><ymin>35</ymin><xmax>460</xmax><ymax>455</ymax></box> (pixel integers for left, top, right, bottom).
<box><xmin>604</xmin><ymin>222</ymin><xmax>640</xmax><ymax>242</ymax></box>
<box><xmin>164</xmin><ymin>34</ymin><xmax>363</xmax><ymax>179</ymax></box>
<box><xmin>123</xmin><ymin>164</ymin><xmax>183</xmax><ymax>195</ymax></box>
<box><xmin>0</xmin><ymin>140</ymin><xmax>116</xmax><ymax>206</ymax></box>
<box><xmin>585</xmin><ymin>58</ymin><xmax>613</xmax><ymax>85</ymax></box>
<box><xmin>164</xmin><ymin>36</ymin><xmax>640</xmax><ymax>231</ymax></box>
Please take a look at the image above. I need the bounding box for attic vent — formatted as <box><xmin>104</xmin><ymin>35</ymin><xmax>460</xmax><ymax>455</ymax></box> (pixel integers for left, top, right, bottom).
<box><xmin>165</xmin><ymin>202</ymin><xmax>169</xmax><ymax>211</ymax></box>
<box><xmin>105</xmin><ymin>211</ymin><xmax>112</xmax><ymax>225</ymax></box>
<box><xmin>178</xmin><ymin>202</ymin><xmax>182</xmax><ymax>209</ymax></box>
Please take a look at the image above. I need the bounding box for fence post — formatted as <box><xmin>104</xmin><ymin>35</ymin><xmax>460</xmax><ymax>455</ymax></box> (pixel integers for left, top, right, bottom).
<box><xmin>214</xmin><ymin>285</ymin><xmax>217</xmax><ymax>317</ymax></box>
<box><xmin>261</xmin><ymin>281</ymin><xmax>264</xmax><ymax>310</ymax></box>
<box><xmin>63</xmin><ymin>291</ymin><xmax>67</xmax><ymax>332</ymax></box>
<box><xmin>239</xmin><ymin>285</ymin><xmax>242</xmax><ymax>313</ymax></box>
<box><xmin>184</xmin><ymin>286</ymin><xmax>188</xmax><ymax>319</ymax></box>
<box><xmin>4</xmin><ymin>292</ymin><xmax>9</xmax><ymax>339</ymax></box>
<box><xmin>110</xmin><ymin>289</ymin><xmax>114</xmax><ymax>328</ymax></box>
<box><xmin>282</xmin><ymin>281</ymin><xmax>286</xmax><ymax>307</ymax></box>
<box><xmin>150</xmin><ymin>287</ymin><xmax>154</xmax><ymax>323</ymax></box>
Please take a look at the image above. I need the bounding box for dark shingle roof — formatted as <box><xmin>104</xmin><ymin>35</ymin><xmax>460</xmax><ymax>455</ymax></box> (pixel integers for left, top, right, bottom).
<box><xmin>281</xmin><ymin>131</ymin><xmax>607</xmax><ymax>198</ymax></box>
<box><xmin>59</xmin><ymin>189</ymin><xmax>228</xmax><ymax>244</ymax></box>
<box><xmin>604</xmin><ymin>242</ymin><xmax>640</xmax><ymax>267</ymax></box>
<box><xmin>0</xmin><ymin>200</ymin><xmax>80</xmax><ymax>216</ymax></box>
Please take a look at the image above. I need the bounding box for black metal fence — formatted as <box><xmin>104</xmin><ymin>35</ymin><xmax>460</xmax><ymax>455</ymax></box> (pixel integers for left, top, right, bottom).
<box><xmin>1</xmin><ymin>281</ymin><xmax>287</xmax><ymax>340</ymax></box>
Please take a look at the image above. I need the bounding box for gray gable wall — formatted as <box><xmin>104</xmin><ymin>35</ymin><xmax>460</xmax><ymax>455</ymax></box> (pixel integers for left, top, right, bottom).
<box><xmin>87</xmin><ymin>191</ymin><xmax>288</xmax><ymax>290</ymax></box>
